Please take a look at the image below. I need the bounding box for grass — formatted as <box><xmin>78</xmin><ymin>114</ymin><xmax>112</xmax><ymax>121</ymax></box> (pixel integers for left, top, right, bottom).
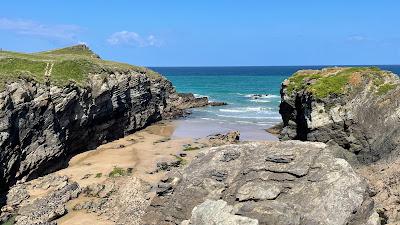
<box><xmin>377</xmin><ymin>83</ymin><xmax>397</xmax><ymax>95</ymax></box>
<box><xmin>108</xmin><ymin>167</ymin><xmax>126</xmax><ymax>177</ymax></box>
<box><xmin>0</xmin><ymin>44</ymin><xmax>163</xmax><ymax>90</ymax></box>
<box><xmin>1</xmin><ymin>216</ymin><xmax>15</xmax><ymax>225</ymax></box>
<box><xmin>285</xmin><ymin>67</ymin><xmax>392</xmax><ymax>99</ymax></box>
<box><xmin>37</xmin><ymin>45</ymin><xmax>99</xmax><ymax>58</ymax></box>
<box><xmin>0</xmin><ymin>58</ymin><xmax>47</xmax><ymax>85</ymax></box>
<box><xmin>173</xmin><ymin>155</ymin><xmax>187</xmax><ymax>166</ymax></box>
<box><xmin>182</xmin><ymin>144</ymin><xmax>200</xmax><ymax>151</ymax></box>
<box><xmin>286</xmin><ymin>72</ymin><xmax>322</xmax><ymax>94</ymax></box>
<box><xmin>308</xmin><ymin>72</ymin><xmax>350</xmax><ymax>98</ymax></box>
<box><xmin>95</xmin><ymin>173</ymin><xmax>102</xmax><ymax>178</ymax></box>
<box><xmin>50</xmin><ymin>59</ymin><xmax>98</xmax><ymax>86</ymax></box>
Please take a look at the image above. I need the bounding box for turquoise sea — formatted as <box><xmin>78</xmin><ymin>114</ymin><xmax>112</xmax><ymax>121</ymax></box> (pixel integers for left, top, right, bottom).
<box><xmin>152</xmin><ymin>66</ymin><xmax>400</xmax><ymax>140</ymax></box>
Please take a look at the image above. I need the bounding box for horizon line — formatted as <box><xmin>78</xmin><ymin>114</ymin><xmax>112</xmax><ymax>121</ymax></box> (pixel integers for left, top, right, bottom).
<box><xmin>149</xmin><ymin>64</ymin><xmax>400</xmax><ymax>68</ymax></box>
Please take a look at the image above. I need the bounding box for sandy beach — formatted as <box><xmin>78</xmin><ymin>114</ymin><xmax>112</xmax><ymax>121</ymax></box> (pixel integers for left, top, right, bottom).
<box><xmin>46</xmin><ymin>120</ymin><xmax>243</xmax><ymax>225</ymax></box>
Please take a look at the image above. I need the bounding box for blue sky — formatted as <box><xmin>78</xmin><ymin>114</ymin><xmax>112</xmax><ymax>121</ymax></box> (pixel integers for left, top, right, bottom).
<box><xmin>1</xmin><ymin>1</ymin><xmax>399</xmax><ymax>66</ymax></box>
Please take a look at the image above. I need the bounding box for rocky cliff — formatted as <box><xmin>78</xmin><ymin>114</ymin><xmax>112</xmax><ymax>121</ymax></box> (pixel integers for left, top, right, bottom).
<box><xmin>278</xmin><ymin>67</ymin><xmax>400</xmax><ymax>163</ymax></box>
<box><xmin>0</xmin><ymin>45</ymin><xmax>210</xmax><ymax>195</ymax></box>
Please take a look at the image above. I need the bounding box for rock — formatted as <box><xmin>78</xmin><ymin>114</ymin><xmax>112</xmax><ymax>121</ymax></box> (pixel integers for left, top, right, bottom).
<box><xmin>208</xmin><ymin>101</ymin><xmax>228</xmax><ymax>106</ymax></box>
<box><xmin>163</xmin><ymin>93</ymin><xmax>225</xmax><ymax>118</ymax></box>
<box><xmin>236</xmin><ymin>182</ymin><xmax>282</xmax><ymax>201</ymax></box>
<box><xmin>143</xmin><ymin>141</ymin><xmax>377</xmax><ymax>225</ymax></box>
<box><xmin>177</xmin><ymin>152</ymin><xmax>187</xmax><ymax>157</ymax></box>
<box><xmin>5</xmin><ymin>183</ymin><xmax>29</xmax><ymax>208</ymax></box>
<box><xmin>0</xmin><ymin>174</ymin><xmax>73</xmax><ymax>221</ymax></box>
<box><xmin>265</xmin><ymin>123</ymin><xmax>283</xmax><ymax>136</ymax></box>
<box><xmin>32</xmin><ymin>174</ymin><xmax>69</xmax><ymax>190</ymax></box>
<box><xmin>357</xmin><ymin>158</ymin><xmax>400</xmax><ymax>224</ymax></box>
<box><xmin>181</xmin><ymin>200</ymin><xmax>259</xmax><ymax>225</ymax></box>
<box><xmin>155</xmin><ymin>157</ymin><xmax>183</xmax><ymax>172</ymax></box>
<box><xmin>12</xmin><ymin>177</ymin><xmax>81</xmax><ymax>225</ymax></box>
<box><xmin>167</xmin><ymin>93</ymin><xmax>209</xmax><ymax>112</ymax></box>
<box><xmin>73</xmin><ymin>177</ymin><xmax>150</xmax><ymax>225</ymax></box>
<box><xmin>278</xmin><ymin>67</ymin><xmax>400</xmax><ymax>224</ymax></box>
<box><xmin>82</xmin><ymin>184</ymin><xmax>106</xmax><ymax>197</ymax></box>
<box><xmin>155</xmin><ymin>182</ymin><xmax>174</xmax><ymax>196</ymax></box>
<box><xmin>208</xmin><ymin>131</ymin><xmax>240</xmax><ymax>145</ymax></box>
<box><xmin>247</xmin><ymin>94</ymin><xmax>270</xmax><ymax>100</ymax></box>
<box><xmin>278</xmin><ymin>67</ymin><xmax>400</xmax><ymax>164</ymax></box>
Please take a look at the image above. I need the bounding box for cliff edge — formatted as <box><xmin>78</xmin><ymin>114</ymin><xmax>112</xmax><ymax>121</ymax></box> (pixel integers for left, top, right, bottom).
<box><xmin>278</xmin><ymin>67</ymin><xmax>400</xmax><ymax>164</ymax></box>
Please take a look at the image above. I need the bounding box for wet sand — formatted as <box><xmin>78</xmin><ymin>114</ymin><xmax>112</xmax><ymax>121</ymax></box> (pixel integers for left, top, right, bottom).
<box><xmin>172</xmin><ymin>117</ymin><xmax>278</xmax><ymax>141</ymax></box>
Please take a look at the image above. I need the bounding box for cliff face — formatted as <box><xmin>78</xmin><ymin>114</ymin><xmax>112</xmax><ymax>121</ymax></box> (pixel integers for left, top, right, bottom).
<box><xmin>0</xmin><ymin>45</ymin><xmax>205</xmax><ymax>194</ymax></box>
<box><xmin>279</xmin><ymin>67</ymin><xmax>400</xmax><ymax>163</ymax></box>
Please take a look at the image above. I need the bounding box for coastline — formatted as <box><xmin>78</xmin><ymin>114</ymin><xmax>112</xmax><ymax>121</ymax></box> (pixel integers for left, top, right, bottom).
<box><xmin>2</xmin><ymin>65</ymin><xmax>399</xmax><ymax>224</ymax></box>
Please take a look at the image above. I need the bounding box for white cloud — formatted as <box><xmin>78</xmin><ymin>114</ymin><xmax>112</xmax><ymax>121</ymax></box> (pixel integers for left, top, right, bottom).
<box><xmin>107</xmin><ymin>31</ymin><xmax>162</xmax><ymax>47</ymax></box>
<box><xmin>347</xmin><ymin>35</ymin><xmax>368</xmax><ymax>42</ymax></box>
<box><xmin>0</xmin><ymin>18</ymin><xmax>81</xmax><ymax>41</ymax></box>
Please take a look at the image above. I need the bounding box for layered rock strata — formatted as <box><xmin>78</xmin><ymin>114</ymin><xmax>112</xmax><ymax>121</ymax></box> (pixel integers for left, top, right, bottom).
<box><xmin>143</xmin><ymin>141</ymin><xmax>378</xmax><ymax>225</ymax></box>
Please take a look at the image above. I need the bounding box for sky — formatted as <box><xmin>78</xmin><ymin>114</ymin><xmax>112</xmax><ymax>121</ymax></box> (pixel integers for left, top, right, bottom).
<box><xmin>0</xmin><ymin>1</ymin><xmax>399</xmax><ymax>66</ymax></box>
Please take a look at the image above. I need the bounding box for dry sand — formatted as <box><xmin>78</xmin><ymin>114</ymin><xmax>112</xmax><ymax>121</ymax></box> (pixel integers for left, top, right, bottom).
<box><xmin>54</xmin><ymin>120</ymin><xmax>212</xmax><ymax>225</ymax></box>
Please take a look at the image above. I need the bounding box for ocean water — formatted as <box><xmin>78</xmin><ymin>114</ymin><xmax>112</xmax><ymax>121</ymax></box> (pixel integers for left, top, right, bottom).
<box><xmin>152</xmin><ymin>66</ymin><xmax>400</xmax><ymax>140</ymax></box>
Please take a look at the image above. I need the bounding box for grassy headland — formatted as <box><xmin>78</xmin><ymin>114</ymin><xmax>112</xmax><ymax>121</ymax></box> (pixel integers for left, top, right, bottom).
<box><xmin>285</xmin><ymin>67</ymin><xmax>397</xmax><ymax>99</ymax></box>
<box><xmin>0</xmin><ymin>45</ymin><xmax>162</xmax><ymax>90</ymax></box>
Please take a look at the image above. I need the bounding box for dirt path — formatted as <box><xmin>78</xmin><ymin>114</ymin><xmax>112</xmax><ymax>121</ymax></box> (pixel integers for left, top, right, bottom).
<box><xmin>44</xmin><ymin>62</ymin><xmax>54</xmax><ymax>77</ymax></box>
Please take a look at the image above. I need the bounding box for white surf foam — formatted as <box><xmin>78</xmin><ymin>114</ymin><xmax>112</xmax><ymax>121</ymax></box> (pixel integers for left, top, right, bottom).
<box><xmin>243</xmin><ymin>94</ymin><xmax>280</xmax><ymax>99</ymax></box>
<box><xmin>219</xmin><ymin>107</ymin><xmax>273</xmax><ymax>113</ymax></box>
<box><xmin>216</xmin><ymin>114</ymin><xmax>281</xmax><ymax>120</ymax></box>
<box><xmin>193</xmin><ymin>93</ymin><xmax>209</xmax><ymax>98</ymax></box>
<box><xmin>249</xmin><ymin>99</ymin><xmax>271</xmax><ymax>103</ymax></box>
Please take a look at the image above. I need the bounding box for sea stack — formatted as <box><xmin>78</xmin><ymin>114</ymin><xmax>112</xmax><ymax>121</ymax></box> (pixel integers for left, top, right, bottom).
<box><xmin>278</xmin><ymin>67</ymin><xmax>400</xmax><ymax>163</ymax></box>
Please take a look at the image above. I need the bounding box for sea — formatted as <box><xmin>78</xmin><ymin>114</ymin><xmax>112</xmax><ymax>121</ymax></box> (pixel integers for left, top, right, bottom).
<box><xmin>152</xmin><ymin>65</ymin><xmax>400</xmax><ymax>141</ymax></box>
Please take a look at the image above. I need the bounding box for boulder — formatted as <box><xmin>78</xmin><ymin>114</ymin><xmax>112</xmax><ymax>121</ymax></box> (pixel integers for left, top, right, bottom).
<box><xmin>208</xmin><ymin>101</ymin><xmax>228</xmax><ymax>106</ymax></box>
<box><xmin>208</xmin><ymin>131</ymin><xmax>240</xmax><ymax>145</ymax></box>
<box><xmin>143</xmin><ymin>141</ymin><xmax>378</xmax><ymax>225</ymax></box>
<box><xmin>73</xmin><ymin>177</ymin><xmax>150</xmax><ymax>225</ymax></box>
<box><xmin>181</xmin><ymin>199</ymin><xmax>259</xmax><ymax>225</ymax></box>
<box><xmin>0</xmin><ymin>175</ymin><xmax>81</xmax><ymax>225</ymax></box>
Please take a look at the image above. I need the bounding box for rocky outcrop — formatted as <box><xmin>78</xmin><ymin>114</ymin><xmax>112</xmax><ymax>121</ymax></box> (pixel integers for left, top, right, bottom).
<box><xmin>143</xmin><ymin>141</ymin><xmax>378</xmax><ymax>225</ymax></box>
<box><xmin>279</xmin><ymin>67</ymin><xmax>400</xmax><ymax>163</ymax></box>
<box><xmin>0</xmin><ymin>66</ymin><xmax>212</xmax><ymax>195</ymax></box>
<box><xmin>181</xmin><ymin>200</ymin><xmax>259</xmax><ymax>225</ymax></box>
<box><xmin>163</xmin><ymin>93</ymin><xmax>227</xmax><ymax>118</ymax></box>
<box><xmin>357</xmin><ymin>157</ymin><xmax>400</xmax><ymax>224</ymax></box>
<box><xmin>208</xmin><ymin>130</ymin><xmax>240</xmax><ymax>145</ymax></box>
<box><xmin>1</xmin><ymin>174</ymin><xmax>80</xmax><ymax>225</ymax></box>
<box><xmin>73</xmin><ymin>177</ymin><xmax>150</xmax><ymax>225</ymax></box>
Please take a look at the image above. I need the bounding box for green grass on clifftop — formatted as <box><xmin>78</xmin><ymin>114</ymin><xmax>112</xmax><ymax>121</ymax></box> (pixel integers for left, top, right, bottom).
<box><xmin>286</xmin><ymin>67</ymin><xmax>396</xmax><ymax>99</ymax></box>
<box><xmin>377</xmin><ymin>83</ymin><xmax>397</xmax><ymax>95</ymax></box>
<box><xmin>0</xmin><ymin>45</ymin><xmax>163</xmax><ymax>90</ymax></box>
<box><xmin>38</xmin><ymin>45</ymin><xmax>100</xmax><ymax>58</ymax></box>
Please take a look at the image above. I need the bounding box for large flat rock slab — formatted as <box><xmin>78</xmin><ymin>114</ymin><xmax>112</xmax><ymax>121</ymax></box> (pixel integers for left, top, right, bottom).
<box><xmin>143</xmin><ymin>141</ymin><xmax>379</xmax><ymax>225</ymax></box>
